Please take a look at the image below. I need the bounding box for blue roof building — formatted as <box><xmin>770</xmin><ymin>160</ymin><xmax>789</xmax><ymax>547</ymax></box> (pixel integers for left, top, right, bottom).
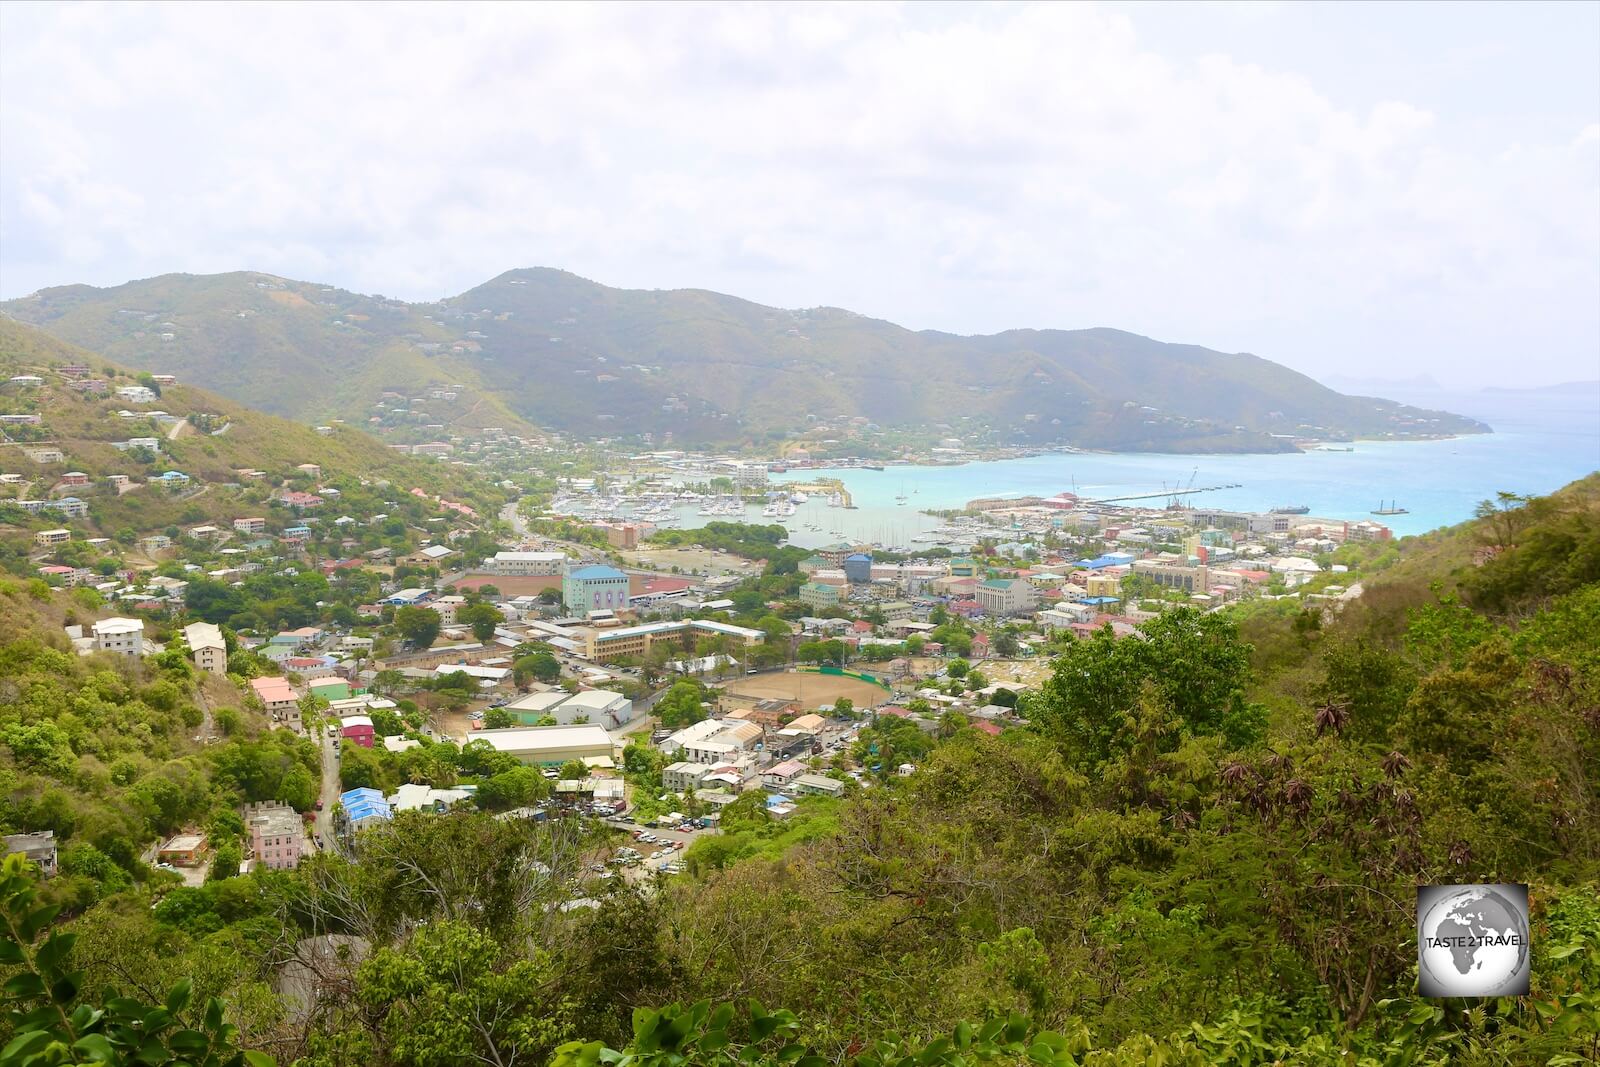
<box><xmin>1074</xmin><ymin>552</ymin><xmax>1136</xmax><ymax>570</ymax></box>
<box><xmin>842</xmin><ymin>553</ymin><xmax>872</xmax><ymax>584</ymax></box>
<box><xmin>563</xmin><ymin>563</ymin><xmax>630</xmax><ymax>615</ymax></box>
<box><xmin>340</xmin><ymin>787</ymin><xmax>392</xmax><ymax>829</ymax></box>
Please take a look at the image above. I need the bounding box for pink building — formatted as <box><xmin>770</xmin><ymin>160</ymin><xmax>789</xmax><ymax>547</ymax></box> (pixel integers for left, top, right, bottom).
<box><xmin>243</xmin><ymin>802</ymin><xmax>303</xmax><ymax>871</ymax></box>
<box><xmin>340</xmin><ymin>715</ymin><xmax>375</xmax><ymax>748</ymax></box>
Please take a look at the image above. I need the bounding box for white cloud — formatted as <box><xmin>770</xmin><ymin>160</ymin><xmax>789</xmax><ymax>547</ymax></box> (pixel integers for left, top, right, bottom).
<box><xmin>1</xmin><ymin>1</ymin><xmax>1595</xmax><ymax>386</ymax></box>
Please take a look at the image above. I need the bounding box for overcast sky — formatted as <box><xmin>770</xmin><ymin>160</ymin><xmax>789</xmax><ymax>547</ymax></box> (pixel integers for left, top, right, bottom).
<box><xmin>2</xmin><ymin>2</ymin><xmax>1596</xmax><ymax>387</ymax></box>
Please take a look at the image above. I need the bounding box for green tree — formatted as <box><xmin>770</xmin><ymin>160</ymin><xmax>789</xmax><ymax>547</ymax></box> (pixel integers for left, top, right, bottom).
<box><xmin>207</xmin><ymin>841</ymin><xmax>241</xmax><ymax>883</ymax></box>
<box><xmin>393</xmin><ymin>606</ymin><xmax>442</xmax><ymax>650</ymax></box>
<box><xmin>654</xmin><ymin>680</ymin><xmax>710</xmax><ymax>730</ymax></box>
<box><xmin>458</xmin><ymin>602</ymin><xmax>504</xmax><ymax>642</ymax></box>
<box><xmin>0</xmin><ymin>856</ymin><xmax>271</xmax><ymax>1067</ymax></box>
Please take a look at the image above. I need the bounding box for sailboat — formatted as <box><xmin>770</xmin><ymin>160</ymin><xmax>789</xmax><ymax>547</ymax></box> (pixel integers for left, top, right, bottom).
<box><xmin>1372</xmin><ymin>500</ymin><xmax>1409</xmax><ymax>516</ymax></box>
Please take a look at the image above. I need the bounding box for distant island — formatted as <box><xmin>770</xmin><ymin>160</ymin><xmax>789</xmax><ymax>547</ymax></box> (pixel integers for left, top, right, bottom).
<box><xmin>2</xmin><ymin>268</ymin><xmax>1491</xmax><ymax>452</ymax></box>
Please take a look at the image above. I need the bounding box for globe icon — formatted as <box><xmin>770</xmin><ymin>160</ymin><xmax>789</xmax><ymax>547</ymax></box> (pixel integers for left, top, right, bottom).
<box><xmin>1418</xmin><ymin>885</ymin><xmax>1530</xmax><ymax>996</ymax></box>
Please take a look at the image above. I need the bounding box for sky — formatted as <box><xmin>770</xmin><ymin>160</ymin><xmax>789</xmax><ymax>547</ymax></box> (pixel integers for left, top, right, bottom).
<box><xmin>2</xmin><ymin>1</ymin><xmax>1597</xmax><ymax>388</ymax></box>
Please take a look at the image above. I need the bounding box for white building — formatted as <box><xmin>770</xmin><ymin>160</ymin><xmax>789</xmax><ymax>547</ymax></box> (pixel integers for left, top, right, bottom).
<box><xmin>91</xmin><ymin>617</ymin><xmax>144</xmax><ymax>658</ymax></box>
<box><xmin>974</xmin><ymin>578</ymin><xmax>1039</xmax><ymax>617</ymax></box>
<box><xmin>663</xmin><ymin>718</ymin><xmax>763</xmax><ymax>765</ymax></box>
<box><xmin>471</xmin><ymin>724</ymin><xmax>615</xmax><ymax>767</ymax></box>
<box><xmin>490</xmin><ymin>550</ymin><xmax>567</xmax><ymax>577</ymax></box>
<box><xmin>183</xmin><ymin>621</ymin><xmax>227</xmax><ymax>674</ymax></box>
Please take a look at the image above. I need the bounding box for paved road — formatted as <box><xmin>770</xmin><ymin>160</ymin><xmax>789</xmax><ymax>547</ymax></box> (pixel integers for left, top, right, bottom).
<box><xmin>500</xmin><ymin>499</ymin><xmax>529</xmax><ymax>538</ymax></box>
<box><xmin>311</xmin><ymin>729</ymin><xmax>340</xmax><ymax>852</ymax></box>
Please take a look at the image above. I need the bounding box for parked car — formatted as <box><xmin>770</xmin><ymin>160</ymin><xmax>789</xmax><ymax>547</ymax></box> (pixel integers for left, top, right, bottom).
<box><xmin>314</xmin><ymin>800</ymin><xmax>323</xmax><ymax>811</ymax></box>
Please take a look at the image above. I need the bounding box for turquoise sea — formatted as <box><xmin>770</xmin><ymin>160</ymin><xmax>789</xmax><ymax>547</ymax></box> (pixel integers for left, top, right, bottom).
<box><xmin>678</xmin><ymin>386</ymin><xmax>1600</xmax><ymax>550</ymax></box>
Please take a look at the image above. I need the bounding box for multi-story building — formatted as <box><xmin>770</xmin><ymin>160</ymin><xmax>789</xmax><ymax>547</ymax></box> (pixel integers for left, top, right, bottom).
<box><xmin>581</xmin><ymin>618</ymin><xmax>763</xmax><ymax>662</ymax></box>
<box><xmin>91</xmin><ymin>617</ymin><xmax>145</xmax><ymax>657</ymax></box>
<box><xmin>183</xmin><ymin>621</ymin><xmax>228</xmax><ymax>674</ymax></box>
<box><xmin>1085</xmin><ymin>573</ymin><xmax>1122</xmax><ymax>598</ymax></box>
<box><xmin>490</xmin><ymin>550</ymin><xmax>567</xmax><ymax>576</ymax></box>
<box><xmin>115</xmin><ymin>385</ymin><xmax>157</xmax><ymax>404</ymax></box>
<box><xmin>34</xmin><ymin>529</ymin><xmax>71</xmax><ymax>547</ymax></box>
<box><xmin>842</xmin><ymin>553</ymin><xmax>873</xmax><ymax>584</ymax></box>
<box><xmin>974</xmin><ymin>578</ymin><xmax>1039</xmax><ymax>617</ymax></box>
<box><xmin>233</xmin><ymin>517</ymin><xmax>268</xmax><ymax>535</ymax></box>
<box><xmin>249</xmin><ymin>676</ymin><xmax>303</xmax><ymax>729</ymax></box>
<box><xmin>1130</xmin><ymin>560</ymin><xmax>1211</xmax><ymax>594</ymax></box>
<box><xmin>663</xmin><ymin>761</ymin><xmax>714</xmax><ymax>793</ymax></box>
<box><xmin>563</xmin><ymin>564</ymin><xmax>631</xmax><ymax>614</ymax></box>
<box><xmin>243</xmin><ymin>802</ymin><xmax>303</xmax><ymax>871</ymax></box>
<box><xmin>3</xmin><ymin>831</ymin><xmax>57</xmax><ymax>876</ymax></box>
<box><xmin>799</xmin><ymin>581</ymin><xmax>842</xmax><ymax>610</ymax></box>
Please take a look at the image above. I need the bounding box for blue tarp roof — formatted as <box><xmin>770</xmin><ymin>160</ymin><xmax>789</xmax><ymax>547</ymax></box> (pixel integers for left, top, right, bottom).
<box><xmin>1074</xmin><ymin>553</ymin><xmax>1136</xmax><ymax>570</ymax></box>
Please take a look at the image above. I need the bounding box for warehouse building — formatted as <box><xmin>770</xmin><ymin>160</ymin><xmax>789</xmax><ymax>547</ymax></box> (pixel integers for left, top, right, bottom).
<box><xmin>471</xmin><ymin>724</ymin><xmax>615</xmax><ymax>767</ymax></box>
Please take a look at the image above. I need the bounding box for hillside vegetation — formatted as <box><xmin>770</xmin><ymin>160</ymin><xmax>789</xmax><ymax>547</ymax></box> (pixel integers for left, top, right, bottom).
<box><xmin>1</xmin><ymin>477</ymin><xmax>1595</xmax><ymax>1066</ymax></box>
<box><xmin>2</xmin><ymin>269</ymin><xmax>1488</xmax><ymax>450</ymax></box>
<box><xmin>0</xmin><ymin>319</ymin><xmax>508</xmax><ymax>551</ymax></box>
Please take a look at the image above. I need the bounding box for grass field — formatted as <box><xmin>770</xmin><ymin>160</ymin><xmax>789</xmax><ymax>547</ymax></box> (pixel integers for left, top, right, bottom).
<box><xmin>718</xmin><ymin>670</ymin><xmax>890</xmax><ymax>712</ymax></box>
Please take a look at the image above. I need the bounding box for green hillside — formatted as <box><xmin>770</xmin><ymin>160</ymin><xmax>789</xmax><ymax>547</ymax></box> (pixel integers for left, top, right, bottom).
<box><xmin>2</xmin><ymin>269</ymin><xmax>1489</xmax><ymax>451</ymax></box>
<box><xmin>0</xmin><ymin>319</ymin><xmax>507</xmax><ymax>549</ymax></box>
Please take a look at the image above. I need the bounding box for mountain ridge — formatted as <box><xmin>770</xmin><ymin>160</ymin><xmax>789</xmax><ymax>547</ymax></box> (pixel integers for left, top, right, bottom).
<box><xmin>1</xmin><ymin>267</ymin><xmax>1491</xmax><ymax>451</ymax></box>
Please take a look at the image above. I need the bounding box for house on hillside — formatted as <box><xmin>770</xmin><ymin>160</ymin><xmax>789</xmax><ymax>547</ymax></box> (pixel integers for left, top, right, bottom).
<box><xmin>183</xmin><ymin>621</ymin><xmax>227</xmax><ymax>674</ymax></box>
<box><xmin>91</xmin><ymin>617</ymin><xmax>144</xmax><ymax>657</ymax></box>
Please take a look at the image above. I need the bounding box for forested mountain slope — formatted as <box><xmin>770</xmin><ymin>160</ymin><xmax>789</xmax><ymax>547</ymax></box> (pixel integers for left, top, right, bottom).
<box><xmin>2</xmin><ymin>269</ymin><xmax>1489</xmax><ymax>450</ymax></box>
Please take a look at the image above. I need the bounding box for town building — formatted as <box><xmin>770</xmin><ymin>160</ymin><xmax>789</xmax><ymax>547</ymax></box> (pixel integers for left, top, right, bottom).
<box><xmin>340</xmin><ymin>715</ymin><xmax>376</xmax><ymax>748</ymax></box>
<box><xmin>249</xmin><ymin>676</ymin><xmax>303</xmax><ymax>729</ymax></box>
<box><xmin>581</xmin><ymin>618</ymin><xmax>763</xmax><ymax>662</ymax></box>
<box><xmin>974</xmin><ymin>578</ymin><xmax>1039</xmax><ymax>616</ymax></box>
<box><xmin>490</xmin><ymin>550</ymin><xmax>567</xmax><ymax>576</ymax></box>
<box><xmin>91</xmin><ymin>617</ymin><xmax>144</xmax><ymax>657</ymax></box>
<box><xmin>662</xmin><ymin>718</ymin><xmax>763</xmax><ymax>765</ymax></box>
<box><xmin>470</xmin><ymin>724</ymin><xmax>615</xmax><ymax>767</ymax></box>
<box><xmin>563</xmin><ymin>564</ymin><xmax>631</xmax><ymax>614</ymax></box>
<box><xmin>799</xmin><ymin>581</ymin><xmax>843</xmax><ymax>610</ymax></box>
<box><xmin>33</xmin><ymin>529</ymin><xmax>71</xmax><ymax>547</ymax></box>
<box><xmin>183</xmin><ymin>621</ymin><xmax>227</xmax><ymax>674</ymax></box>
<box><xmin>1130</xmin><ymin>560</ymin><xmax>1211</xmax><ymax>594</ymax></box>
<box><xmin>663</xmin><ymin>761</ymin><xmax>713</xmax><ymax>793</ymax></box>
<box><xmin>340</xmin><ymin>787</ymin><xmax>393</xmax><ymax>831</ymax></box>
<box><xmin>243</xmin><ymin>802</ymin><xmax>303</xmax><ymax>871</ymax></box>
<box><xmin>158</xmin><ymin>833</ymin><xmax>208</xmax><ymax>867</ymax></box>
<box><xmin>233</xmin><ymin>517</ymin><xmax>268</xmax><ymax>535</ymax></box>
<box><xmin>791</xmin><ymin>773</ymin><xmax>847</xmax><ymax>798</ymax></box>
<box><xmin>842</xmin><ymin>553</ymin><xmax>873</xmax><ymax>584</ymax></box>
<box><xmin>504</xmin><ymin>688</ymin><xmax>636</xmax><ymax>729</ymax></box>
<box><xmin>3</xmin><ymin>831</ymin><xmax>57</xmax><ymax>876</ymax></box>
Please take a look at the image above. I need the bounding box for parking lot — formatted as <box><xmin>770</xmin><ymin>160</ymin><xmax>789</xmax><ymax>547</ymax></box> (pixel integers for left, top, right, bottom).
<box><xmin>600</xmin><ymin>818</ymin><xmax>705</xmax><ymax>880</ymax></box>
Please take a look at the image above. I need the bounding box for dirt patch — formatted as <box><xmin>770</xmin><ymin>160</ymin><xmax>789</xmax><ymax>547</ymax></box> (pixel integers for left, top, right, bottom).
<box><xmin>718</xmin><ymin>671</ymin><xmax>889</xmax><ymax>712</ymax></box>
<box><xmin>268</xmin><ymin>289</ymin><xmax>315</xmax><ymax>310</ymax></box>
<box><xmin>452</xmin><ymin>573</ymin><xmax>561</xmax><ymax>596</ymax></box>
<box><xmin>625</xmin><ymin>546</ymin><xmax>761</xmax><ymax>578</ymax></box>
